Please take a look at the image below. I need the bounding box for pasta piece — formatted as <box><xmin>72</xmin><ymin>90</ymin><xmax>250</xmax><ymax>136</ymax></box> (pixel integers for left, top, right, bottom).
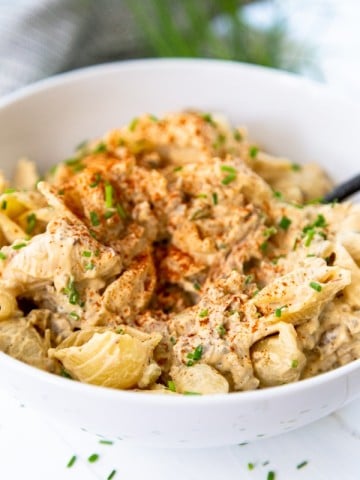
<box><xmin>251</xmin><ymin>322</ymin><xmax>306</xmax><ymax>387</ymax></box>
<box><xmin>50</xmin><ymin>327</ymin><xmax>161</xmax><ymax>389</ymax></box>
<box><xmin>0</xmin><ymin>291</ymin><xmax>17</xmax><ymax>320</ymax></box>
<box><xmin>170</xmin><ymin>364</ymin><xmax>229</xmax><ymax>394</ymax></box>
<box><xmin>13</xmin><ymin>158</ymin><xmax>39</xmax><ymax>190</ymax></box>
<box><xmin>0</xmin><ymin>318</ymin><xmax>56</xmax><ymax>372</ymax></box>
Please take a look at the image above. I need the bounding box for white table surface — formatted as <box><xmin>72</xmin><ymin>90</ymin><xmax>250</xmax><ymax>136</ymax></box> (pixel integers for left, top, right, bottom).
<box><xmin>1</xmin><ymin>386</ymin><xmax>360</xmax><ymax>480</ymax></box>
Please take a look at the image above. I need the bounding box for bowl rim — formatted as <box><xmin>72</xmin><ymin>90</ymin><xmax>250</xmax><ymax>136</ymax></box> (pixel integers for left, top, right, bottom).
<box><xmin>0</xmin><ymin>57</ymin><xmax>359</xmax><ymax>405</ymax></box>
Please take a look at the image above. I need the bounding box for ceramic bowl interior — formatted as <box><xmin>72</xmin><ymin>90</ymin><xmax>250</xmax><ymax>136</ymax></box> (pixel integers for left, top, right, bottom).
<box><xmin>0</xmin><ymin>59</ymin><xmax>359</xmax><ymax>448</ymax></box>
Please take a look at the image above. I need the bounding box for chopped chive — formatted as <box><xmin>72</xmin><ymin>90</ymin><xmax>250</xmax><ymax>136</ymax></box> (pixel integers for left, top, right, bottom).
<box><xmin>12</xmin><ymin>242</ymin><xmax>27</xmax><ymax>250</ymax></box>
<box><xmin>220</xmin><ymin>165</ymin><xmax>237</xmax><ymax>174</ymax></box>
<box><xmin>66</xmin><ymin>455</ymin><xmax>77</xmax><ymax>468</ymax></box>
<box><xmin>93</xmin><ymin>142</ymin><xmax>107</xmax><ymax>154</ymax></box>
<box><xmin>107</xmin><ymin>470</ymin><xmax>117</xmax><ymax>480</ymax></box>
<box><xmin>173</xmin><ymin>166</ymin><xmax>183</xmax><ymax>172</ymax></box>
<box><xmin>82</xmin><ymin>251</ymin><xmax>92</xmax><ymax>257</ymax></box>
<box><xmin>87</xmin><ymin>453</ymin><xmax>99</xmax><ymax>463</ymax></box>
<box><xmin>291</xmin><ymin>359</ymin><xmax>299</xmax><ymax>368</ymax></box>
<box><xmin>104</xmin><ymin>210</ymin><xmax>115</xmax><ymax>220</ymax></box>
<box><xmin>193</xmin><ymin>281</ymin><xmax>201</xmax><ymax>291</ymax></box>
<box><xmin>260</xmin><ymin>241</ymin><xmax>268</xmax><ymax>252</ymax></box>
<box><xmin>296</xmin><ymin>461</ymin><xmax>308</xmax><ymax>469</ymax></box>
<box><xmin>217</xmin><ymin>324</ymin><xmax>226</xmax><ymax>337</ymax></box>
<box><xmin>1</xmin><ymin>200</ymin><xmax>7</xmax><ymax>210</ymax></box>
<box><xmin>249</xmin><ymin>146</ymin><xmax>259</xmax><ymax>158</ymax></box>
<box><xmin>199</xmin><ymin>309</ymin><xmax>209</xmax><ymax>318</ymax></box>
<box><xmin>247</xmin><ymin>462</ymin><xmax>255</xmax><ymax>471</ymax></box>
<box><xmin>90</xmin><ymin>172</ymin><xmax>102</xmax><ymax>188</ymax></box>
<box><xmin>63</xmin><ymin>278</ymin><xmax>80</xmax><ymax>305</ymax></box>
<box><xmin>89</xmin><ymin>211</ymin><xmax>100</xmax><ymax>227</ymax></box>
<box><xmin>279</xmin><ymin>216</ymin><xmax>292</xmax><ymax>230</ymax></box>
<box><xmin>187</xmin><ymin>345</ymin><xmax>203</xmax><ymax>363</ymax></box>
<box><xmin>190</xmin><ymin>209</ymin><xmax>210</xmax><ymax>221</ymax></box>
<box><xmin>197</xmin><ymin>193</ymin><xmax>208</xmax><ymax>199</ymax></box>
<box><xmin>273</xmin><ymin>191</ymin><xmax>283</xmax><ymax>199</ymax></box>
<box><xmin>76</xmin><ymin>139</ymin><xmax>88</xmax><ymax>151</ymax></box>
<box><xmin>221</xmin><ymin>173</ymin><xmax>236</xmax><ymax>185</ymax></box>
<box><xmin>94</xmin><ymin>249</ymin><xmax>100</xmax><ymax>257</ymax></box>
<box><xmin>4</xmin><ymin>188</ymin><xmax>16</xmax><ymax>194</ymax></box>
<box><xmin>89</xmin><ymin>229</ymin><xmax>97</xmax><ymax>239</ymax></box>
<box><xmin>275</xmin><ymin>305</ymin><xmax>287</xmax><ymax>317</ymax></box>
<box><xmin>26</xmin><ymin>213</ymin><xmax>37</xmax><ymax>234</ymax></box>
<box><xmin>99</xmin><ymin>439</ymin><xmax>113</xmax><ymax>445</ymax></box>
<box><xmin>116</xmin><ymin>203</ymin><xmax>128</xmax><ymax>220</ymax></box>
<box><xmin>170</xmin><ymin>336</ymin><xmax>176</xmax><ymax>345</ymax></box>
<box><xmin>167</xmin><ymin>380</ymin><xmax>176</xmax><ymax>392</ymax></box>
<box><xmin>202</xmin><ymin>113</ymin><xmax>216</xmax><ymax>125</ymax></box>
<box><xmin>69</xmin><ymin>311</ymin><xmax>80</xmax><ymax>321</ymax></box>
<box><xmin>245</xmin><ymin>274</ymin><xmax>253</xmax><ymax>285</ymax></box>
<box><xmin>304</xmin><ymin>228</ymin><xmax>315</xmax><ymax>247</ymax></box>
<box><xmin>116</xmin><ymin>328</ymin><xmax>124</xmax><ymax>334</ymax></box>
<box><xmin>212</xmin><ymin>192</ymin><xmax>218</xmax><ymax>205</ymax></box>
<box><xmin>267</xmin><ymin>472</ymin><xmax>275</xmax><ymax>480</ymax></box>
<box><xmin>186</xmin><ymin>360</ymin><xmax>194</xmax><ymax>367</ymax></box>
<box><xmin>291</xmin><ymin>163</ymin><xmax>301</xmax><ymax>171</ymax></box>
<box><xmin>213</xmin><ymin>133</ymin><xmax>226</xmax><ymax>149</ymax></box>
<box><xmin>314</xmin><ymin>214</ymin><xmax>327</xmax><ymax>228</ymax></box>
<box><xmin>105</xmin><ymin>183</ymin><xmax>114</xmax><ymax>209</ymax></box>
<box><xmin>183</xmin><ymin>391</ymin><xmax>202</xmax><ymax>395</ymax></box>
<box><xmin>263</xmin><ymin>226</ymin><xmax>277</xmax><ymax>238</ymax></box>
<box><xmin>85</xmin><ymin>262</ymin><xmax>95</xmax><ymax>271</ymax></box>
<box><xmin>129</xmin><ymin>117</ymin><xmax>139</xmax><ymax>131</ymax></box>
<box><xmin>309</xmin><ymin>281</ymin><xmax>322</xmax><ymax>292</ymax></box>
<box><xmin>0</xmin><ymin>252</ymin><xmax>7</xmax><ymax>260</ymax></box>
<box><xmin>252</xmin><ymin>289</ymin><xmax>259</xmax><ymax>297</ymax></box>
<box><xmin>233</xmin><ymin>130</ymin><xmax>242</xmax><ymax>141</ymax></box>
<box><xmin>61</xmin><ymin>368</ymin><xmax>72</xmax><ymax>379</ymax></box>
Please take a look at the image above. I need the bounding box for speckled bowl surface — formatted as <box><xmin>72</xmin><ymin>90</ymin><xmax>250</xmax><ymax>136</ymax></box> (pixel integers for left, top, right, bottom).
<box><xmin>0</xmin><ymin>59</ymin><xmax>359</xmax><ymax>448</ymax></box>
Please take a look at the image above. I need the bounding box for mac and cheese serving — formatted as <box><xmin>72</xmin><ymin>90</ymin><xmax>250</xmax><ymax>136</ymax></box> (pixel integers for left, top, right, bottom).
<box><xmin>0</xmin><ymin>111</ymin><xmax>359</xmax><ymax>394</ymax></box>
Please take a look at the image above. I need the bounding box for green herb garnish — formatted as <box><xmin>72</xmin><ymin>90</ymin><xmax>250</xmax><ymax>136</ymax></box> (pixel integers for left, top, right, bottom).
<box><xmin>267</xmin><ymin>472</ymin><xmax>275</xmax><ymax>480</ymax></box>
<box><xmin>190</xmin><ymin>209</ymin><xmax>210</xmax><ymax>221</ymax></box>
<box><xmin>263</xmin><ymin>226</ymin><xmax>277</xmax><ymax>238</ymax></box>
<box><xmin>273</xmin><ymin>191</ymin><xmax>283</xmax><ymax>199</ymax></box>
<box><xmin>104</xmin><ymin>210</ymin><xmax>115</xmax><ymax>220</ymax></box>
<box><xmin>183</xmin><ymin>391</ymin><xmax>202</xmax><ymax>395</ymax></box>
<box><xmin>90</xmin><ymin>211</ymin><xmax>100</xmax><ymax>227</ymax></box>
<box><xmin>217</xmin><ymin>324</ymin><xmax>226</xmax><ymax>337</ymax></box>
<box><xmin>249</xmin><ymin>146</ymin><xmax>259</xmax><ymax>158</ymax></box>
<box><xmin>1</xmin><ymin>200</ymin><xmax>7</xmax><ymax>210</ymax></box>
<box><xmin>88</xmin><ymin>453</ymin><xmax>99</xmax><ymax>463</ymax></box>
<box><xmin>199</xmin><ymin>309</ymin><xmax>209</xmax><ymax>318</ymax></box>
<box><xmin>233</xmin><ymin>130</ymin><xmax>242</xmax><ymax>141</ymax></box>
<box><xmin>291</xmin><ymin>163</ymin><xmax>301</xmax><ymax>171</ymax></box>
<box><xmin>167</xmin><ymin>380</ymin><xmax>176</xmax><ymax>392</ymax></box>
<box><xmin>0</xmin><ymin>252</ymin><xmax>7</xmax><ymax>260</ymax></box>
<box><xmin>212</xmin><ymin>192</ymin><xmax>218</xmax><ymax>205</ymax></box>
<box><xmin>12</xmin><ymin>242</ymin><xmax>27</xmax><ymax>250</ymax></box>
<box><xmin>90</xmin><ymin>172</ymin><xmax>102</xmax><ymax>188</ymax></box>
<box><xmin>173</xmin><ymin>166</ymin><xmax>183</xmax><ymax>172</ymax></box>
<box><xmin>26</xmin><ymin>213</ymin><xmax>37</xmax><ymax>234</ymax></box>
<box><xmin>279</xmin><ymin>216</ymin><xmax>292</xmax><ymax>230</ymax></box>
<box><xmin>186</xmin><ymin>345</ymin><xmax>203</xmax><ymax>367</ymax></box>
<box><xmin>66</xmin><ymin>455</ymin><xmax>77</xmax><ymax>468</ymax></box>
<box><xmin>105</xmin><ymin>183</ymin><xmax>114</xmax><ymax>209</ymax></box>
<box><xmin>247</xmin><ymin>463</ymin><xmax>255</xmax><ymax>471</ymax></box>
<box><xmin>69</xmin><ymin>312</ymin><xmax>80</xmax><ymax>321</ymax></box>
<box><xmin>309</xmin><ymin>281</ymin><xmax>322</xmax><ymax>292</ymax></box>
<box><xmin>291</xmin><ymin>359</ymin><xmax>299</xmax><ymax>368</ymax></box>
<box><xmin>296</xmin><ymin>461</ymin><xmax>308</xmax><ymax>469</ymax></box>
<box><xmin>129</xmin><ymin>117</ymin><xmax>139</xmax><ymax>131</ymax></box>
<box><xmin>93</xmin><ymin>142</ymin><xmax>107</xmax><ymax>154</ymax></box>
<box><xmin>63</xmin><ymin>278</ymin><xmax>80</xmax><ymax>305</ymax></box>
<box><xmin>275</xmin><ymin>305</ymin><xmax>287</xmax><ymax>318</ymax></box>
<box><xmin>85</xmin><ymin>262</ymin><xmax>95</xmax><ymax>271</ymax></box>
<box><xmin>82</xmin><ymin>251</ymin><xmax>92</xmax><ymax>257</ymax></box>
<box><xmin>107</xmin><ymin>470</ymin><xmax>117</xmax><ymax>480</ymax></box>
<box><xmin>202</xmin><ymin>113</ymin><xmax>216</xmax><ymax>125</ymax></box>
<box><xmin>193</xmin><ymin>281</ymin><xmax>201</xmax><ymax>291</ymax></box>
<box><xmin>260</xmin><ymin>241</ymin><xmax>268</xmax><ymax>252</ymax></box>
<box><xmin>99</xmin><ymin>439</ymin><xmax>113</xmax><ymax>445</ymax></box>
<box><xmin>116</xmin><ymin>203</ymin><xmax>128</xmax><ymax>220</ymax></box>
<box><xmin>4</xmin><ymin>188</ymin><xmax>16</xmax><ymax>194</ymax></box>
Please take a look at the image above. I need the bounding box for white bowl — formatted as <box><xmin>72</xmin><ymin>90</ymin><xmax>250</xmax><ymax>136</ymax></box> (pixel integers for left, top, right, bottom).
<box><xmin>0</xmin><ymin>59</ymin><xmax>360</xmax><ymax>448</ymax></box>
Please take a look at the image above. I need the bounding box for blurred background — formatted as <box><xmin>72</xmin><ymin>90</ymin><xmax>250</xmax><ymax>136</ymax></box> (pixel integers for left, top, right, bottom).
<box><xmin>0</xmin><ymin>0</ymin><xmax>359</xmax><ymax>98</ymax></box>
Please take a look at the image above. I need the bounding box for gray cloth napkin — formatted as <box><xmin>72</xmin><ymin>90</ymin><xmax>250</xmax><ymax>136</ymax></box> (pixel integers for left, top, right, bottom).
<box><xmin>0</xmin><ymin>0</ymin><xmax>143</xmax><ymax>96</ymax></box>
